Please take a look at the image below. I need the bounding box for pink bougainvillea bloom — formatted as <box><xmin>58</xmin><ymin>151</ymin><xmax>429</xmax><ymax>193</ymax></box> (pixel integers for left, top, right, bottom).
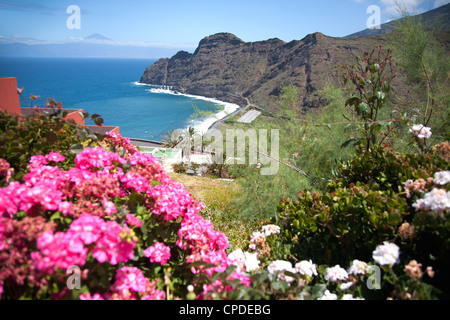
<box><xmin>112</xmin><ymin>266</ymin><xmax>148</xmax><ymax>293</ymax></box>
<box><xmin>120</xmin><ymin>171</ymin><xmax>150</xmax><ymax>193</ymax></box>
<box><xmin>102</xmin><ymin>198</ymin><xmax>117</xmax><ymax>216</ymax></box>
<box><xmin>104</xmin><ymin>132</ymin><xmax>139</xmax><ymax>156</ymax></box>
<box><xmin>32</xmin><ymin>230</ymin><xmax>88</xmax><ymax>274</ymax></box>
<box><xmin>143</xmin><ymin>242</ymin><xmax>171</xmax><ymax>265</ymax></box>
<box><xmin>58</xmin><ymin>201</ymin><xmax>73</xmax><ymax>216</ymax></box>
<box><xmin>68</xmin><ymin>213</ymin><xmax>105</xmax><ymax>245</ymax></box>
<box><xmin>75</xmin><ymin>147</ymin><xmax>126</xmax><ymax>171</ymax></box>
<box><xmin>19</xmin><ymin>181</ymin><xmax>63</xmax><ymax>214</ymax></box>
<box><xmin>45</xmin><ymin>152</ymin><xmax>65</xmax><ymax>163</ymax></box>
<box><xmin>29</xmin><ymin>155</ymin><xmax>48</xmax><ymax>168</ymax></box>
<box><xmin>92</xmin><ymin>221</ymin><xmax>136</xmax><ymax>265</ymax></box>
<box><xmin>0</xmin><ymin>181</ymin><xmax>23</xmax><ymax>217</ymax></box>
<box><xmin>79</xmin><ymin>293</ymin><xmax>104</xmax><ymax>300</ymax></box>
<box><xmin>148</xmin><ymin>182</ymin><xmax>193</xmax><ymax>221</ymax></box>
<box><xmin>126</xmin><ymin>214</ymin><xmax>142</xmax><ymax>228</ymax></box>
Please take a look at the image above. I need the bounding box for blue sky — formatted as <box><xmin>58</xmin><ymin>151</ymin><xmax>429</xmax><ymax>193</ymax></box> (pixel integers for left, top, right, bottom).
<box><xmin>0</xmin><ymin>0</ymin><xmax>448</xmax><ymax>49</ymax></box>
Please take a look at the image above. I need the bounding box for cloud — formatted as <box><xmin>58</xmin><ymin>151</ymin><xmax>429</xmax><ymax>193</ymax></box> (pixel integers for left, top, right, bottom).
<box><xmin>0</xmin><ymin>0</ymin><xmax>61</xmax><ymax>14</ymax></box>
<box><xmin>0</xmin><ymin>33</ymin><xmax>197</xmax><ymax>49</ymax></box>
<box><xmin>434</xmin><ymin>0</ymin><xmax>450</xmax><ymax>7</ymax></box>
<box><xmin>379</xmin><ymin>0</ymin><xmax>425</xmax><ymax>16</ymax></box>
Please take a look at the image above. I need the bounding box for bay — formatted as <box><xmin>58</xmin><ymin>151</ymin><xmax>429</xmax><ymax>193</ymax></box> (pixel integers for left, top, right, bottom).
<box><xmin>0</xmin><ymin>57</ymin><xmax>225</xmax><ymax>141</ymax></box>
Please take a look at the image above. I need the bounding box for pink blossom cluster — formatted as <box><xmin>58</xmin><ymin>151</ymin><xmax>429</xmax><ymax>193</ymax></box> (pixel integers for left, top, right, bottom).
<box><xmin>31</xmin><ymin>213</ymin><xmax>137</xmax><ymax>275</ymax></box>
<box><xmin>0</xmin><ymin>158</ymin><xmax>14</xmax><ymax>183</ymax></box>
<box><xmin>149</xmin><ymin>182</ymin><xmax>194</xmax><ymax>220</ymax></box>
<box><xmin>80</xmin><ymin>266</ymin><xmax>165</xmax><ymax>300</ymax></box>
<box><xmin>103</xmin><ymin>131</ymin><xmax>139</xmax><ymax>157</ymax></box>
<box><xmin>0</xmin><ymin>216</ymin><xmax>56</xmax><ymax>298</ymax></box>
<box><xmin>0</xmin><ymin>132</ymin><xmax>243</xmax><ymax>300</ymax></box>
<box><xmin>144</xmin><ymin>241</ymin><xmax>171</xmax><ymax>265</ymax></box>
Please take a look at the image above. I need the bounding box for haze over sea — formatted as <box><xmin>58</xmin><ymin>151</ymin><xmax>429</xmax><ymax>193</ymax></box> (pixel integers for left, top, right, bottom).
<box><xmin>0</xmin><ymin>57</ymin><xmax>235</xmax><ymax>141</ymax></box>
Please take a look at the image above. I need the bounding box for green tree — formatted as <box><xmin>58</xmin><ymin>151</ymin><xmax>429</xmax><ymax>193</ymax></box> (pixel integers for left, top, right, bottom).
<box><xmin>392</xmin><ymin>9</ymin><xmax>450</xmax><ymax>141</ymax></box>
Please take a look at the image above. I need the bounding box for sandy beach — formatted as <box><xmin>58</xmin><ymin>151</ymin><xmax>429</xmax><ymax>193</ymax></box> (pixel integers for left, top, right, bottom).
<box><xmin>143</xmin><ymin>85</ymin><xmax>241</xmax><ymax>135</ymax></box>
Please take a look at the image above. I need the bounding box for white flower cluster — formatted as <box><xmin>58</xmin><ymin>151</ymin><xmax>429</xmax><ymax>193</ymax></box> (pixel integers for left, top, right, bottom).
<box><xmin>267</xmin><ymin>259</ymin><xmax>318</xmax><ymax>283</ymax></box>
<box><xmin>434</xmin><ymin>171</ymin><xmax>450</xmax><ymax>185</ymax></box>
<box><xmin>347</xmin><ymin>259</ymin><xmax>369</xmax><ymax>275</ymax></box>
<box><xmin>261</xmin><ymin>224</ymin><xmax>281</xmax><ymax>237</ymax></box>
<box><xmin>324</xmin><ymin>265</ymin><xmax>348</xmax><ymax>282</ymax></box>
<box><xmin>408</xmin><ymin>124</ymin><xmax>432</xmax><ymax>139</ymax></box>
<box><xmin>228</xmin><ymin>249</ymin><xmax>260</xmax><ymax>273</ymax></box>
<box><xmin>264</xmin><ymin>258</ymin><xmax>374</xmax><ymax>299</ymax></box>
<box><xmin>295</xmin><ymin>259</ymin><xmax>318</xmax><ymax>277</ymax></box>
<box><xmin>248</xmin><ymin>231</ymin><xmax>265</xmax><ymax>250</ymax></box>
<box><xmin>248</xmin><ymin>224</ymin><xmax>280</xmax><ymax>250</ymax></box>
<box><xmin>317</xmin><ymin>290</ymin><xmax>364</xmax><ymax>300</ymax></box>
<box><xmin>268</xmin><ymin>260</ymin><xmax>297</xmax><ymax>283</ymax></box>
<box><xmin>413</xmin><ymin>188</ymin><xmax>450</xmax><ymax>213</ymax></box>
<box><xmin>372</xmin><ymin>242</ymin><xmax>400</xmax><ymax>266</ymax></box>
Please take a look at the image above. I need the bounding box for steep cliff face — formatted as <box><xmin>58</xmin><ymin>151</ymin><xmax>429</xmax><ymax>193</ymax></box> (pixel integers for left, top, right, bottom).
<box><xmin>139</xmin><ymin>32</ymin><xmax>397</xmax><ymax>111</ymax></box>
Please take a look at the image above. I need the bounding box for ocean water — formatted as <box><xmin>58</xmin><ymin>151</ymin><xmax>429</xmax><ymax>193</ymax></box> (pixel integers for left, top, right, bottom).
<box><xmin>0</xmin><ymin>57</ymin><xmax>237</xmax><ymax>141</ymax></box>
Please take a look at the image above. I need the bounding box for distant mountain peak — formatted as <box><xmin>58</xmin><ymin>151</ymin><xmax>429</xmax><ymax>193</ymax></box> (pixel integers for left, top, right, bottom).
<box><xmin>84</xmin><ymin>33</ymin><xmax>113</xmax><ymax>41</ymax></box>
<box><xmin>347</xmin><ymin>3</ymin><xmax>450</xmax><ymax>37</ymax></box>
<box><xmin>199</xmin><ymin>33</ymin><xmax>244</xmax><ymax>46</ymax></box>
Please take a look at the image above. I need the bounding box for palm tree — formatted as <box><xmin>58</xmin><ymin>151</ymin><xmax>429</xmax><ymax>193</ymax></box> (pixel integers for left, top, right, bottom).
<box><xmin>162</xmin><ymin>126</ymin><xmax>201</xmax><ymax>160</ymax></box>
<box><xmin>161</xmin><ymin>130</ymin><xmax>180</xmax><ymax>148</ymax></box>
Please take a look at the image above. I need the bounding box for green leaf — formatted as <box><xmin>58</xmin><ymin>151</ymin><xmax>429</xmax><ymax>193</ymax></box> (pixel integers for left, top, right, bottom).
<box><xmin>187</xmin><ymin>260</ymin><xmax>217</xmax><ymax>270</ymax></box>
<box><xmin>372</xmin><ymin>63</ymin><xmax>380</xmax><ymax>72</ymax></box>
<box><xmin>50</xmin><ymin>212</ymin><xmax>61</xmax><ymax>221</ymax></box>
<box><xmin>70</xmin><ymin>143</ymin><xmax>84</xmax><ymax>154</ymax></box>
<box><xmin>341</xmin><ymin>139</ymin><xmax>356</xmax><ymax>149</ymax></box>
<box><xmin>90</xmin><ymin>114</ymin><xmax>101</xmax><ymax>119</ymax></box>
<box><xmin>311</xmin><ymin>284</ymin><xmax>327</xmax><ymax>299</ymax></box>
<box><xmin>94</xmin><ymin>118</ymin><xmax>104</xmax><ymax>126</ymax></box>
<box><xmin>77</xmin><ymin>130</ymin><xmax>87</xmax><ymax>141</ymax></box>
<box><xmin>376</xmin><ymin>91</ymin><xmax>386</xmax><ymax>101</ymax></box>
<box><xmin>345</xmin><ymin>97</ymin><xmax>360</xmax><ymax>107</ymax></box>
<box><xmin>357</xmin><ymin>102</ymin><xmax>370</xmax><ymax>115</ymax></box>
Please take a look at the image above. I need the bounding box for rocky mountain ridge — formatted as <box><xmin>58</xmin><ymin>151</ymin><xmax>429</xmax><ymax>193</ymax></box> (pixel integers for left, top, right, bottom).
<box><xmin>140</xmin><ymin>5</ymin><xmax>450</xmax><ymax>112</ymax></box>
<box><xmin>140</xmin><ymin>32</ymin><xmax>392</xmax><ymax>111</ymax></box>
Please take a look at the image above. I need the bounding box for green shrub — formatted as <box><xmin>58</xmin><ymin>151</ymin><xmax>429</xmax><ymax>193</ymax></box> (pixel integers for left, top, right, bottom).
<box><xmin>276</xmin><ymin>181</ymin><xmax>409</xmax><ymax>266</ymax></box>
<box><xmin>0</xmin><ymin>110</ymin><xmax>81</xmax><ymax>182</ymax></box>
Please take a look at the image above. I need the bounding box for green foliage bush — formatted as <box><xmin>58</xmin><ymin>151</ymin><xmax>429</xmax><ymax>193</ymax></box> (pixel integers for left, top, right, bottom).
<box><xmin>0</xmin><ymin>110</ymin><xmax>80</xmax><ymax>182</ymax></box>
<box><xmin>269</xmin><ymin>142</ymin><xmax>449</xmax><ymax>299</ymax></box>
<box><xmin>276</xmin><ymin>180</ymin><xmax>409</xmax><ymax>265</ymax></box>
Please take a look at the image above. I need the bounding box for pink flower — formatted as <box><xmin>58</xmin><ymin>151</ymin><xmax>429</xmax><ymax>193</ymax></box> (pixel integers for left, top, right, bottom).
<box><xmin>143</xmin><ymin>242</ymin><xmax>171</xmax><ymax>265</ymax></box>
<box><xmin>120</xmin><ymin>171</ymin><xmax>150</xmax><ymax>193</ymax></box>
<box><xmin>45</xmin><ymin>152</ymin><xmax>65</xmax><ymax>163</ymax></box>
<box><xmin>79</xmin><ymin>293</ymin><xmax>104</xmax><ymax>300</ymax></box>
<box><xmin>0</xmin><ymin>181</ymin><xmax>24</xmax><ymax>217</ymax></box>
<box><xmin>92</xmin><ymin>221</ymin><xmax>136</xmax><ymax>265</ymax></box>
<box><xmin>29</xmin><ymin>155</ymin><xmax>48</xmax><ymax>168</ymax></box>
<box><xmin>141</xmin><ymin>290</ymin><xmax>165</xmax><ymax>300</ymax></box>
<box><xmin>75</xmin><ymin>147</ymin><xmax>126</xmax><ymax>171</ymax></box>
<box><xmin>126</xmin><ymin>214</ymin><xmax>142</xmax><ymax>228</ymax></box>
<box><xmin>32</xmin><ymin>230</ymin><xmax>88</xmax><ymax>274</ymax></box>
<box><xmin>58</xmin><ymin>201</ymin><xmax>73</xmax><ymax>216</ymax></box>
<box><xmin>102</xmin><ymin>198</ymin><xmax>117</xmax><ymax>216</ymax></box>
<box><xmin>112</xmin><ymin>266</ymin><xmax>148</xmax><ymax>292</ymax></box>
<box><xmin>104</xmin><ymin>132</ymin><xmax>139</xmax><ymax>156</ymax></box>
<box><xmin>68</xmin><ymin>213</ymin><xmax>105</xmax><ymax>245</ymax></box>
<box><xmin>19</xmin><ymin>181</ymin><xmax>63</xmax><ymax>213</ymax></box>
<box><xmin>148</xmin><ymin>182</ymin><xmax>193</xmax><ymax>221</ymax></box>
<box><xmin>0</xmin><ymin>158</ymin><xmax>14</xmax><ymax>183</ymax></box>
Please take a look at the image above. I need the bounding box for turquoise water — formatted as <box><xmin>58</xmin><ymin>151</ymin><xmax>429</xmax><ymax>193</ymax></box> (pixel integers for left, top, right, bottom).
<box><xmin>0</xmin><ymin>57</ymin><xmax>222</xmax><ymax>141</ymax></box>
